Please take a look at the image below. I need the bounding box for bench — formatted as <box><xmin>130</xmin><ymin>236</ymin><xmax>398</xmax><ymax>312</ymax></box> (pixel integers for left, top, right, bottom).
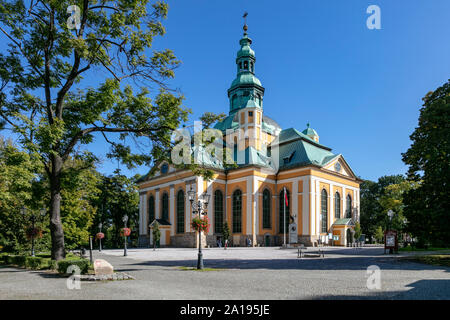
<box><xmin>297</xmin><ymin>244</ymin><xmax>324</xmax><ymax>259</ymax></box>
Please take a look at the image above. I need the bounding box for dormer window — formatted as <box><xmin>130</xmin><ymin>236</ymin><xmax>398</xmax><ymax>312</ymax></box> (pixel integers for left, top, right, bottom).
<box><xmin>161</xmin><ymin>163</ymin><xmax>169</xmax><ymax>174</ymax></box>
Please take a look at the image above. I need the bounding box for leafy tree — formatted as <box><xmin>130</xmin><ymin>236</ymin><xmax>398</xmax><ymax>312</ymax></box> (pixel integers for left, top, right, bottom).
<box><xmin>152</xmin><ymin>222</ymin><xmax>160</xmax><ymax>250</ymax></box>
<box><xmin>402</xmin><ymin>80</ymin><xmax>450</xmax><ymax>247</ymax></box>
<box><xmin>0</xmin><ymin>137</ymin><xmax>41</xmax><ymax>252</ymax></box>
<box><xmin>378</xmin><ymin>180</ymin><xmax>419</xmax><ymax>234</ymax></box>
<box><xmin>354</xmin><ymin>222</ymin><xmax>362</xmax><ymax>243</ymax></box>
<box><xmin>359</xmin><ymin>175</ymin><xmax>405</xmax><ymax>242</ymax></box>
<box><xmin>0</xmin><ymin>1</ymin><xmax>188</xmax><ymax>260</ymax></box>
<box><xmin>374</xmin><ymin>226</ymin><xmax>384</xmax><ymax>244</ymax></box>
<box><xmin>91</xmin><ymin>170</ymin><xmax>139</xmax><ymax>249</ymax></box>
<box><xmin>199</xmin><ymin>112</ymin><xmax>226</xmax><ymax>130</ymax></box>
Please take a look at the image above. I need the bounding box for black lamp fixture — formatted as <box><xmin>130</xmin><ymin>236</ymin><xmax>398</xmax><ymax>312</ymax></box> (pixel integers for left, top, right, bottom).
<box><xmin>187</xmin><ymin>184</ymin><xmax>210</xmax><ymax>270</ymax></box>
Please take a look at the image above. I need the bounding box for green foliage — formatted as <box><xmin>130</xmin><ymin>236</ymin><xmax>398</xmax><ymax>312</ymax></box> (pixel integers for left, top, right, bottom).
<box><xmin>374</xmin><ymin>226</ymin><xmax>384</xmax><ymax>244</ymax></box>
<box><xmin>57</xmin><ymin>258</ymin><xmax>90</xmax><ymax>275</ymax></box>
<box><xmin>199</xmin><ymin>112</ymin><xmax>227</xmax><ymax>129</ymax></box>
<box><xmin>0</xmin><ymin>0</ymin><xmax>189</xmax><ymax>259</ymax></box>
<box><xmin>222</xmin><ymin>222</ymin><xmax>230</xmax><ymax>242</ymax></box>
<box><xmin>25</xmin><ymin>256</ymin><xmax>49</xmax><ymax>269</ymax></box>
<box><xmin>91</xmin><ymin>170</ymin><xmax>139</xmax><ymax>249</ymax></box>
<box><xmin>402</xmin><ymin>80</ymin><xmax>450</xmax><ymax>247</ymax></box>
<box><xmin>0</xmin><ymin>138</ymin><xmax>42</xmax><ymax>252</ymax></box>
<box><xmin>152</xmin><ymin>222</ymin><xmax>161</xmax><ymax>245</ymax></box>
<box><xmin>354</xmin><ymin>222</ymin><xmax>362</xmax><ymax>242</ymax></box>
<box><xmin>359</xmin><ymin>175</ymin><xmax>406</xmax><ymax>241</ymax></box>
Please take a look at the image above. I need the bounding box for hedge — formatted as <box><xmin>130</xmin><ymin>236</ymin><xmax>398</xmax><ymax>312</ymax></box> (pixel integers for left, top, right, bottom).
<box><xmin>25</xmin><ymin>256</ymin><xmax>49</xmax><ymax>269</ymax></box>
<box><xmin>57</xmin><ymin>259</ymin><xmax>91</xmax><ymax>275</ymax></box>
<box><xmin>0</xmin><ymin>253</ymin><xmax>91</xmax><ymax>274</ymax></box>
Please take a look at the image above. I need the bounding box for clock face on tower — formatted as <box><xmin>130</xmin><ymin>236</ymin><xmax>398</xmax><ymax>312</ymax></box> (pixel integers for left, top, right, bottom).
<box><xmin>334</xmin><ymin>162</ymin><xmax>341</xmax><ymax>172</ymax></box>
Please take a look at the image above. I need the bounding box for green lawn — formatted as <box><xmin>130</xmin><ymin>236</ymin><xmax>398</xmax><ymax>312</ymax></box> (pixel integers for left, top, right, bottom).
<box><xmin>399</xmin><ymin>245</ymin><xmax>450</xmax><ymax>252</ymax></box>
<box><xmin>178</xmin><ymin>266</ymin><xmax>226</xmax><ymax>272</ymax></box>
<box><xmin>407</xmin><ymin>255</ymin><xmax>450</xmax><ymax>268</ymax></box>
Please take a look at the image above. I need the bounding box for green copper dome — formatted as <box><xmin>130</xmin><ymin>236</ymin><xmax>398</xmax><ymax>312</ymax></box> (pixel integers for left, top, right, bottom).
<box><xmin>302</xmin><ymin>127</ymin><xmax>318</xmax><ymax>136</ymax></box>
<box><xmin>230</xmin><ymin>73</ymin><xmax>262</xmax><ymax>89</ymax></box>
<box><xmin>237</xmin><ymin>35</ymin><xmax>255</xmax><ymax>58</ymax></box>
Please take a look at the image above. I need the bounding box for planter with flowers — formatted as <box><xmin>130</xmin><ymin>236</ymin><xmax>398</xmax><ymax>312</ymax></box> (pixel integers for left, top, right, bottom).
<box><xmin>120</xmin><ymin>228</ymin><xmax>131</xmax><ymax>237</ymax></box>
<box><xmin>25</xmin><ymin>226</ymin><xmax>43</xmax><ymax>240</ymax></box>
<box><xmin>191</xmin><ymin>215</ymin><xmax>210</xmax><ymax>233</ymax></box>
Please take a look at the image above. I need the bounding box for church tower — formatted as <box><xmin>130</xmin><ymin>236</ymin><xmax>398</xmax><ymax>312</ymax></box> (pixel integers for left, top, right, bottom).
<box><xmin>227</xmin><ymin>21</ymin><xmax>265</xmax><ymax>152</ymax></box>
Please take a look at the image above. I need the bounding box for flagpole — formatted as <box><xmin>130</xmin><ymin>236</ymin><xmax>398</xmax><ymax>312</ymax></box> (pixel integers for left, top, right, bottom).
<box><xmin>283</xmin><ymin>187</ymin><xmax>286</xmax><ymax>247</ymax></box>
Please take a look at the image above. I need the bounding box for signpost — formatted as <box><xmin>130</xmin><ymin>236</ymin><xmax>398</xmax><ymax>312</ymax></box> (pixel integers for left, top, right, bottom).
<box><xmin>384</xmin><ymin>230</ymin><xmax>398</xmax><ymax>254</ymax></box>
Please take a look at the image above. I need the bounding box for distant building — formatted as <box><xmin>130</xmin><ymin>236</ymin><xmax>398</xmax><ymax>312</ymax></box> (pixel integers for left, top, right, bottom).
<box><xmin>137</xmin><ymin>22</ymin><xmax>361</xmax><ymax>248</ymax></box>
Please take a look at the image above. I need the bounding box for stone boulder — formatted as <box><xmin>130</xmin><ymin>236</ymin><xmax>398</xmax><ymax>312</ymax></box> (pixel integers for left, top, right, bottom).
<box><xmin>94</xmin><ymin>259</ymin><xmax>114</xmax><ymax>275</ymax></box>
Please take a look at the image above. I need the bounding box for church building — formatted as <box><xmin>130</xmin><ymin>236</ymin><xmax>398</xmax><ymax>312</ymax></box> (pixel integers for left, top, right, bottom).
<box><xmin>137</xmin><ymin>22</ymin><xmax>362</xmax><ymax>248</ymax></box>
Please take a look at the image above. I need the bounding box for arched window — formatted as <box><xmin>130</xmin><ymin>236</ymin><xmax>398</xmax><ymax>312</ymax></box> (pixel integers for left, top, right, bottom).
<box><xmin>232</xmin><ymin>190</ymin><xmax>242</xmax><ymax>233</ymax></box>
<box><xmin>250</xmin><ymin>61</ymin><xmax>254</xmax><ymax>72</ymax></box>
<box><xmin>161</xmin><ymin>192</ymin><xmax>169</xmax><ymax>221</ymax></box>
<box><xmin>214</xmin><ymin>190</ymin><xmax>224</xmax><ymax>234</ymax></box>
<box><xmin>263</xmin><ymin>189</ymin><xmax>271</xmax><ymax>229</ymax></box>
<box><xmin>321</xmin><ymin>189</ymin><xmax>328</xmax><ymax>233</ymax></box>
<box><xmin>279</xmin><ymin>189</ymin><xmax>290</xmax><ymax>234</ymax></box>
<box><xmin>346</xmin><ymin>194</ymin><xmax>352</xmax><ymax>218</ymax></box>
<box><xmin>176</xmin><ymin>190</ymin><xmax>184</xmax><ymax>234</ymax></box>
<box><xmin>244</xmin><ymin>60</ymin><xmax>248</xmax><ymax>70</ymax></box>
<box><xmin>335</xmin><ymin>192</ymin><xmax>341</xmax><ymax>219</ymax></box>
<box><xmin>148</xmin><ymin>195</ymin><xmax>155</xmax><ymax>224</ymax></box>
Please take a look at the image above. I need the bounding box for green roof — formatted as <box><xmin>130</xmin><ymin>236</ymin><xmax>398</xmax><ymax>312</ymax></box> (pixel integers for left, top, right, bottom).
<box><xmin>237</xmin><ymin>35</ymin><xmax>255</xmax><ymax>58</ymax></box>
<box><xmin>302</xmin><ymin>127</ymin><xmax>318</xmax><ymax>137</ymax></box>
<box><xmin>332</xmin><ymin>218</ymin><xmax>354</xmax><ymax>226</ymax></box>
<box><xmin>277</xmin><ymin>128</ymin><xmax>337</xmax><ymax>170</ymax></box>
<box><xmin>230</xmin><ymin>72</ymin><xmax>262</xmax><ymax>89</ymax></box>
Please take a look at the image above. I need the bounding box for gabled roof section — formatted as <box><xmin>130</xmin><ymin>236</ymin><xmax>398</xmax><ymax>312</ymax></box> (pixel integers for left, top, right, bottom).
<box><xmin>332</xmin><ymin>218</ymin><xmax>354</xmax><ymax>226</ymax></box>
<box><xmin>276</xmin><ymin>128</ymin><xmax>337</xmax><ymax>170</ymax></box>
<box><xmin>149</xmin><ymin>219</ymin><xmax>171</xmax><ymax>226</ymax></box>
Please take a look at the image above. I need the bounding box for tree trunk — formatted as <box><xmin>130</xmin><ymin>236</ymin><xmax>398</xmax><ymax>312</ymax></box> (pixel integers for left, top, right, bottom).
<box><xmin>49</xmin><ymin>155</ymin><xmax>65</xmax><ymax>261</ymax></box>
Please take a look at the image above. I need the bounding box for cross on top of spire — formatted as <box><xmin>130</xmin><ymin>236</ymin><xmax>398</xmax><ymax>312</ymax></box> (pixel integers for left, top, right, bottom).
<box><xmin>243</xmin><ymin>12</ymin><xmax>248</xmax><ymax>35</ymax></box>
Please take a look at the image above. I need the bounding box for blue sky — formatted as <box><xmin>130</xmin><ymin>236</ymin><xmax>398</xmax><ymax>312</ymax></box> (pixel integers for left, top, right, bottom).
<box><xmin>2</xmin><ymin>0</ymin><xmax>450</xmax><ymax>181</ymax></box>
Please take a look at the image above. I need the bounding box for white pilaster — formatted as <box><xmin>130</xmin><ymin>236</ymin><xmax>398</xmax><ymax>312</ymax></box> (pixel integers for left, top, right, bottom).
<box><xmin>302</xmin><ymin>177</ymin><xmax>309</xmax><ymax>235</ymax></box>
<box><xmin>139</xmin><ymin>194</ymin><xmax>144</xmax><ymax>235</ymax></box>
<box><xmin>155</xmin><ymin>189</ymin><xmax>160</xmax><ymax>219</ymax></box>
<box><xmin>246</xmin><ymin>176</ymin><xmax>252</xmax><ymax>235</ymax></box>
<box><xmin>169</xmin><ymin>185</ymin><xmax>175</xmax><ymax>235</ymax></box>
<box><xmin>142</xmin><ymin>193</ymin><xmax>148</xmax><ymax>235</ymax></box>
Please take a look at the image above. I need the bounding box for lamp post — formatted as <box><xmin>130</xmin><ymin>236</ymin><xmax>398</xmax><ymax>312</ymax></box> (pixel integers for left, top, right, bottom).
<box><xmin>187</xmin><ymin>185</ymin><xmax>210</xmax><ymax>270</ymax></box>
<box><xmin>98</xmin><ymin>222</ymin><xmax>103</xmax><ymax>252</ymax></box>
<box><xmin>387</xmin><ymin>210</ymin><xmax>394</xmax><ymax>230</ymax></box>
<box><xmin>387</xmin><ymin>209</ymin><xmax>394</xmax><ymax>254</ymax></box>
<box><xmin>123</xmin><ymin>215</ymin><xmax>128</xmax><ymax>256</ymax></box>
<box><xmin>21</xmin><ymin>207</ymin><xmax>46</xmax><ymax>257</ymax></box>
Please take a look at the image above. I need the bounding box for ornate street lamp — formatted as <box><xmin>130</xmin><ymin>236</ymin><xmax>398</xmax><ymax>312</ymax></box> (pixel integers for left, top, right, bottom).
<box><xmin>21</xmin><ymin>207</ymin><xmax>46</xmax><ymax>257</ymax></box>
<box><xmin>187</xmin><ymin>185</ymin><xmax>210</xmax><ymax>270</ymax></box>
<box><xmin>387</xmin><ymin>209</ymin><xmax>394</xmax><ymax>254</ymax></box>
<box><xmin>387</xmin><ymin>210</ymin><xmax>394</xmax><ymax>230</ymax></box>
<box><xmin>122</xmin><ymin>214</ymin><xmax>128</xmax><ymax>256</ymax></box>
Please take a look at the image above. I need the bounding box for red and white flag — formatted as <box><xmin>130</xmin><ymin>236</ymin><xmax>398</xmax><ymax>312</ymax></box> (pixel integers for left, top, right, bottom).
<box><xmin>284</xmin><ymin>187</ymin><xmax>288</xmax><ymax>207</ymax></box>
